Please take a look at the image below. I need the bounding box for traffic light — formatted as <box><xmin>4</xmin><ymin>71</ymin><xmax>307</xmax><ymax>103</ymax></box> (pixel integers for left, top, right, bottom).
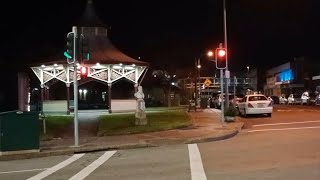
<box><xmin>80</xmin><ymin>37</ymin><xmax>90</xmax><ymax>61</ymax></box>
<box><xmin>64</xmin><ymin>32</ymin><xmax>75</xmax><ymax>63</ymax></box>
<box><xmin>80</xmin><ymin>66</ymin><xmax>88</xmax><ymax>79</ymax></box>
<box><xmin>215</xmin><ymin>48</ymin><xmax>227</xmax><ymax>69</ymax></box>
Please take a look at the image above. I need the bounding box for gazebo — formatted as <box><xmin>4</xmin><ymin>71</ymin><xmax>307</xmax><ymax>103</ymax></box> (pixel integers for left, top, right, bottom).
<box><xmin>29</xmin><ymin>0</ymin><xmax>149</xmax><ymax>114</ymax></box>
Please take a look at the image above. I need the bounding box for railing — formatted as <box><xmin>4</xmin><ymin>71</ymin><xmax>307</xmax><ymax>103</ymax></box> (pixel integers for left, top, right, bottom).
<box><xmin>177</xmin><ymin>77</ymin><xmax>255</xmax><ymax>89</ymax></box>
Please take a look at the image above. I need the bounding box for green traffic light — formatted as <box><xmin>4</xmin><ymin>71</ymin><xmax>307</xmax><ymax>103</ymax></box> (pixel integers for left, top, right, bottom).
<box><xmin>64</xmin><ymin>51</ymin><xmax>72</xmax><ymax>59</ymax></box>
<box><xmin>87</xmin><ymin>53</ymin><xmax>90</xmax><ymax>60</ymax></box>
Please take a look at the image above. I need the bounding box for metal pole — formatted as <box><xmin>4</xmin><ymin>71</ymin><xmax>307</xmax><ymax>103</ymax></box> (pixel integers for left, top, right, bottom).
<box><xmin>223</xmin><ymin>0</ymin><xmax>230</xmax><ymax>109</ymax></box>
<box><xmin>220</xmin><ymin>69</ymin><xmax>224</xmax><ymax>123</ymax></box>
<box><xmin>234</xmin><ymin>76</ymin><xmax>236</xmax><ymax>100</ymax></box>
<box><xmin>194</xmin><ymin>59</ymin><xmax>197</xmax><ymax>108</ymax></box>
<box><xmin>72</xmin><ymin>26</ymin><xmax>79</xmax><ymax>147</ymax></box>
<box><xmin>198</xmin><ymin>58</ymin><xmax>201</xmax><ymax>108</ymax></box>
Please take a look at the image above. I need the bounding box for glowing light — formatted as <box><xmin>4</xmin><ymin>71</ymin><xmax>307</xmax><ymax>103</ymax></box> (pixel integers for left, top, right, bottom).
<box><xmin>207</xmin><ymin>51</ymin><xmax>213</xmax><ymax>57</ymax></box>
<box><xmin>218</xmin><ymin>49</ymin><xmax>226</xmax><ymax>57</ymax></box>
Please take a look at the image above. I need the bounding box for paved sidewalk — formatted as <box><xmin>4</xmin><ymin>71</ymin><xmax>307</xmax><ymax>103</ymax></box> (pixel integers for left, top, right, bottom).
<box><xmin>0</xmin><ymin>108</ymin><xmax>244</xmax><ymax>161</ymax></box>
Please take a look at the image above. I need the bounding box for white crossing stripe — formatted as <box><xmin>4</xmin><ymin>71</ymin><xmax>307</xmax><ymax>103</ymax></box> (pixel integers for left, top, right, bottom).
<box><xmin>188</xmin><ymin>144</ymin><xmax>207</xmax><ymax>180</ymax></box>
<box><xmin>253</xmin><ymin>120</ymin><xmax>320</xmax><ymax>127</ymax></box>
<box><xmin>0</xmin><ymin>168</ymin><xmax>47</xmax><ymax>174</ymax></box>
<box><xmin>248</xmin><ymin>126</ymin><xmax>320</xmax><ymax>133</ymax></box>
<box><xmin>69</xmin><ymin>151</ymin><xmax>117</xmax><ymax>180</ymax></box>
<box><xmin>27</xmin><ymin>153</ymin><xmax>85</xmax><ymax>180</ymax></box>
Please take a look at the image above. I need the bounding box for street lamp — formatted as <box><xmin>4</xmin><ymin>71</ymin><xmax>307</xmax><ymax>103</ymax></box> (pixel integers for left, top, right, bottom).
<box><xmin>194</xmin><ymin>51</ymin><xmax>215</xmax><ymax>108</ymax></box>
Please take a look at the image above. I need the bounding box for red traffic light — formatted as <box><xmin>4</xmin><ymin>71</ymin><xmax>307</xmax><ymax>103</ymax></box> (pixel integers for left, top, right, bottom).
<box><xmin>218</xmin><ymin>49</ymin><xmax>226</xmax><ymax>57</ymax></box>
<box><xmin>80</xmin><ymin>66</ymin><xmax>87</xmax><ymax>75</ymax></box>
<box><xmin>215</xmin><ymin>48</ymin><xmax>227</xmax><ymax>69</ymax></box>
<box><xmin>80</xmin><ymin>66</ymin><xmax>88</xmax><ymax>79</ymax></box>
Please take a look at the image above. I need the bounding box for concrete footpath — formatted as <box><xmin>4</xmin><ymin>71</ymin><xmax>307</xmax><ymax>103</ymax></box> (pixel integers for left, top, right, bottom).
<box><xmin>0</xmin><ymin>109</ymin><xmax>244</xmax><ymax>161</ymax></box>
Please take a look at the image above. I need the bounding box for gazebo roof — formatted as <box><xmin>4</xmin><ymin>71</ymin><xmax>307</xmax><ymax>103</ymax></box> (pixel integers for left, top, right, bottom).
<box><xmin>30</xmin><ymin>0</ymin><xmax>148</xmax><ymax>67</ymax></box>
<box><xmin>75</xmin><ymin>0</ymin><xmax>106</xmax><ymax>28</ymax></box>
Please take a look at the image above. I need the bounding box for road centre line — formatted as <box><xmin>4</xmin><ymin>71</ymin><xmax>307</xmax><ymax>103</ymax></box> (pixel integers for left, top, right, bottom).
<box><xmin>253</xmin><ymin>120</ymin><xmax>320</xmax><ymax>127</ymax></box>
<box><xmin>188</xmin><ymin>144</ymin><xmax>207</xmax><ymax>180</ymax></box>
<box><xmin>27</xmin><ymin>153</ymin><xmax>85</xmax><ymax>180</ymax></box>
<box><xmin>248</xmin><ymin>126</ymin><xmax>320</xmax><ymax>133</ymax></box>
<box><xmin>0</xmin><ymin>168</ymin><xmax>47</xmax><ymax>174</ymax></box>
<box><xmin>69</xmin><ymin>150</ymin><xmax>117</xmax><ymax>180</ymax></box>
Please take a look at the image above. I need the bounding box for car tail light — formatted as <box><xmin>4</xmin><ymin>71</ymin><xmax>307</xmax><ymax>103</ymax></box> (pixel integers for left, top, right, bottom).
<box><xmin>248</xmin><ymin>103</ymin><xmax>254</xmax><ymax>108</ymax></box>
<box><xmin>268</xmin><ymin>102</ymin><xmax>273</xmax><ymax>107</ymax></box>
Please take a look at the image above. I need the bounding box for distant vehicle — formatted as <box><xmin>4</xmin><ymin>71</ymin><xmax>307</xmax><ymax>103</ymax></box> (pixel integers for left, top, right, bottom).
<box><xmin>315</xmin><ymin>94</ymin><xmax>320</xmax><ymax>106</ymax></box>
<box><xmin>301</xmin><ymin>91</ymin><xmax>310</xmax><ymax>105</ymax></box>
<box><xmin>307</xmin><ymin>92</ymin><xmax>317</xmax><ymax>105</ymax></box>
<box><xmin>212</xmin><ymin>93</ymin><xmax>234</xmax><ymax>108</ymax></box>
<box><xmin>279</xmin><ymin>94</ymin><xmax>288</xmax><ymax>104</ymax></box>
<box><xmin>231</xmin><ymin>94</ymin><xmax>244</xmax><ymax>108</ymax></box>
<box><xmin>287</xmin><ymin>94</ymin><xmax>302</xmax><ymax>105</ymax></box>
<box><xmin>270</xmin><ymin>96</ymin><xmax>280</xmax><ymax>104</ymax></box>
<box><xmin>237</xmin><ymin>94</ymin><xmax>273</xmax><ymax>117</ymax></box>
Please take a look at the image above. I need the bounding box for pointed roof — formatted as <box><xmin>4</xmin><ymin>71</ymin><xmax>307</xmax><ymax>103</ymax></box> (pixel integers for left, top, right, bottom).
<box><xmin>30</xmin><ymin>0</ymin><xmax>148</xmax><ymax>67</ymax></box>
<box><xmin>75</xmin><ymin>0</ymin><xmax>106</xmax><ymax>27</ymax></box>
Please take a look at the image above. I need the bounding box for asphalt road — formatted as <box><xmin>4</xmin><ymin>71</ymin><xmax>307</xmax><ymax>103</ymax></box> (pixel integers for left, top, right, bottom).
<box><xmin>239</xmin><ymin>104</ymin><xmax>320</xmax><ymax>131</ymax></box>
<box><xmin>1</xmin><ymin>105</ymin><xmax>320</xmax><ymax>180</ymax></box>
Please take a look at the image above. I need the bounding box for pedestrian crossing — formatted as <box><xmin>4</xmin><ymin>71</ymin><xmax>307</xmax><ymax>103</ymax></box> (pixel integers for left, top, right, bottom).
<box><xmin>12</xmin><ymin>144</ymin><xmax>208</xmax><ymax>180</ymax></box>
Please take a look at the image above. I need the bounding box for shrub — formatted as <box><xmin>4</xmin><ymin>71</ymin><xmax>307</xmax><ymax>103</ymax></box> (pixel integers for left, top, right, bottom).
<box><xmin>224</xmin><ymin>106</ymin><xmax>238</xmax><ymax>117</ymax></box>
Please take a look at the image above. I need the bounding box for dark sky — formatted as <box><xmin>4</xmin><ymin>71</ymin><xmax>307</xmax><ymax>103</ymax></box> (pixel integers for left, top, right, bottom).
<box><xmin>1</xmin><ymin>0</ymin><xmax>319</xmax><ymax>73</ymax></box>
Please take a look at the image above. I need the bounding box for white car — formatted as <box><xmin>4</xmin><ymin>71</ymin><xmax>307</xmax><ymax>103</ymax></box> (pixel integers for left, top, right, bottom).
<box><xmin>287</xmin><ymin>94</ymin><xmax>302</xmax><ymax>105</ymax></box>
<box><xmin>237</xmin><ymin>94</ymin><xmax>273</xmax><ymax>117</ymax></box>
<box><xmin>301</xmin><ymin>91</ymin><xmax>309</xmax><ymax>105</ymax></box>
<box><xmin>279</xmin><ymin>95</ymin><xmax>288</xmax><ymax>104</ymax></box>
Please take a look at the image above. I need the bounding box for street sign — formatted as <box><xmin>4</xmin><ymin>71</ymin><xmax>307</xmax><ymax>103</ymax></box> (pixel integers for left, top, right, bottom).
<box><xmin>204</xmin><ymin>79</ymin><xmax>212</xmax><ymax>87</ymax></box>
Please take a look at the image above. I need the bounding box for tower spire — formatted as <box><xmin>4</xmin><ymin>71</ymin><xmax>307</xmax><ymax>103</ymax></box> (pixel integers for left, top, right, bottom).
<box><xmin>77</xmin><ymin>0</ymin><xmax>106</xmax><ymax>27</ymax></box>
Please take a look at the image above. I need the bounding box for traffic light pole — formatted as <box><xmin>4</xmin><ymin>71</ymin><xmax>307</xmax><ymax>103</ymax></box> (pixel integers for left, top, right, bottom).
<box><xmin>72</xmin><ymin>26</ymin><xmax>79</xmax><ymax>147</ymax></box>
<box><xmin>220</xmin><ymin>69</ymin><xmax>224</xmax><ymax>123</ymax></box>
<box><xmin>223</xmin><ymin>0</ymin><xmax>230</xmax><ymax>109</ymax></box>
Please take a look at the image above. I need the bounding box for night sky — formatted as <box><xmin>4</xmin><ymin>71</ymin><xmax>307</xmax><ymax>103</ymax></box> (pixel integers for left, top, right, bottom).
<box><xmin>1</xmin><ymin>0</ymin><xmax>319</xmax><ymax>73</ymax></box>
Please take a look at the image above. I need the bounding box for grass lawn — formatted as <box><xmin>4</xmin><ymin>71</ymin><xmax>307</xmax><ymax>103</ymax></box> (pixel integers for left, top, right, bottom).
<box><xmin>40</xmin><ymin>115</ymin><xmax>73</xmax><ymax>140</ymax></box>
<box><xmin>97</xmin><ymin>110</ymin><xmax>192</xmax><ymax>136</ymax></box>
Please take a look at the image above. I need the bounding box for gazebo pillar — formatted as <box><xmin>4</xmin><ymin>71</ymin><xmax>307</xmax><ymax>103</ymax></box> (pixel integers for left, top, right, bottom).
<box><xmin>134</xmin><ymin>83</ymin><xmax>138</xmax><ymax>93</ymax></box>
<box><xmin>45</xmin><ymin>86</ymin><xmax>50</xmax><ymax>100</ymax></box>
<box><xmin>108</xmin><ymin>83</ymin><xmax>112</xmax><ymax>113</ymax></box>
<box><xmin>66</xmin><ymin>83</ymin><xmax>71</xmax><ymax>115</ymax></box>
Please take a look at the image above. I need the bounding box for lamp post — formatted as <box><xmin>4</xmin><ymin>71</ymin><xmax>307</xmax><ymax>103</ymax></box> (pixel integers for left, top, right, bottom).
<box><xmin>194</xmin><ymin>51</ymin><xmax>214</xmax><ymax>109</ymax></box>
<box><xmin>196</xmin><ymin>58</ymin><xmax>201</xmax><ymax>108</ymax></box>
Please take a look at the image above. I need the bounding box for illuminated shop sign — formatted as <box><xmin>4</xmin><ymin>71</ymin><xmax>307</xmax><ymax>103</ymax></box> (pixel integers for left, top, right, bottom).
<box><xmin>277</xmin><ymin>69</ymin><xmax>294</xmax><ymax>82</ymax></box>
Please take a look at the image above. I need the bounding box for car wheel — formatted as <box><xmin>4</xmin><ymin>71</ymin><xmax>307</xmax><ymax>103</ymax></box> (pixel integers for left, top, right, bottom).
<box><xmin>267</xmin><ymin>113</ymin><xmax>272</xmax><ymax>117</ymax></box>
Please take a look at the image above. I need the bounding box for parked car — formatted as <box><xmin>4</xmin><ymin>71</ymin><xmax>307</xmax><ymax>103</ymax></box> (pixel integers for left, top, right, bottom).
<box><xmin>212</xmin><ymin>93</ymin><xmax>234</xmax><ymax>108</ymax></box>
<box><xmin>270</xmin><ymin>96</ymin><xmax>280</xmax><ymax>104</ymax></box>
<box><xmin>287</xmin><ymin>94</ymin><xmax>302</xmax><ymax>105</ymax></box>
<box><xmin>301</xmin><ymin>91</ymin><xmax>310</xmax><ymax>105</ymax></box>
<box><xmin>307</xmin><ymin>92</ymin><xmax>317</xmax><ymax>105</ymax></box>
<box><xmin>315</xmin><ymin>94</ymin><xmax>320</xmax><ymax>105</ymax></box>
<box><xmin>279</xmin><ymin>94</ymin><xmax>288</xmax><ymax>104</ymax></box>
<box><xmin>231</xmin><ymin>94</ymin><xmax>244</xmax><ymax>108</ymax></box>
<box><xmin>237</xmin><ymin>94</ymin><xmax>273</xmax><ymax>117</ymax></box>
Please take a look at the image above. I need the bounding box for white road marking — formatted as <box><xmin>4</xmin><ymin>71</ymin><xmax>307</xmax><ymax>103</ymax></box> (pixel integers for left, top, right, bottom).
<box><xmin>248</xmin><ymin>126</ymin><xmax>320</xmax><ymax>133</ymax></box>
<box><xmin>69</xmin><ymin>151</ymin><xmax>117</xmax><ymax>180</ymax></box>
<box><xmin>0</xmin><ymin>168</ymin><xmax>47</xmax><ymax>174</ymax></box>
<box><xmin>188</xmin><ymin>144</ymin><xmax>207</xmax><ymax>180</ymax></box>
<box><xmin>27</xmin><ymin>153</ymin><xmax>85</xmax><ymax>180</ymax></box>
<box><xmin>253</xmin><ymin>120</ymin><xmax>320</xmax><ymax>127</ymax></box>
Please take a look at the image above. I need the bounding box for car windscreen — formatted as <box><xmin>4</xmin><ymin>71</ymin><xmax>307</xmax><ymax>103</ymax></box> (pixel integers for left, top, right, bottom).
<box><xmin>248</xmin><ymin>96</ymin><xmax>268</xmax><ymax>101</ymax></box>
